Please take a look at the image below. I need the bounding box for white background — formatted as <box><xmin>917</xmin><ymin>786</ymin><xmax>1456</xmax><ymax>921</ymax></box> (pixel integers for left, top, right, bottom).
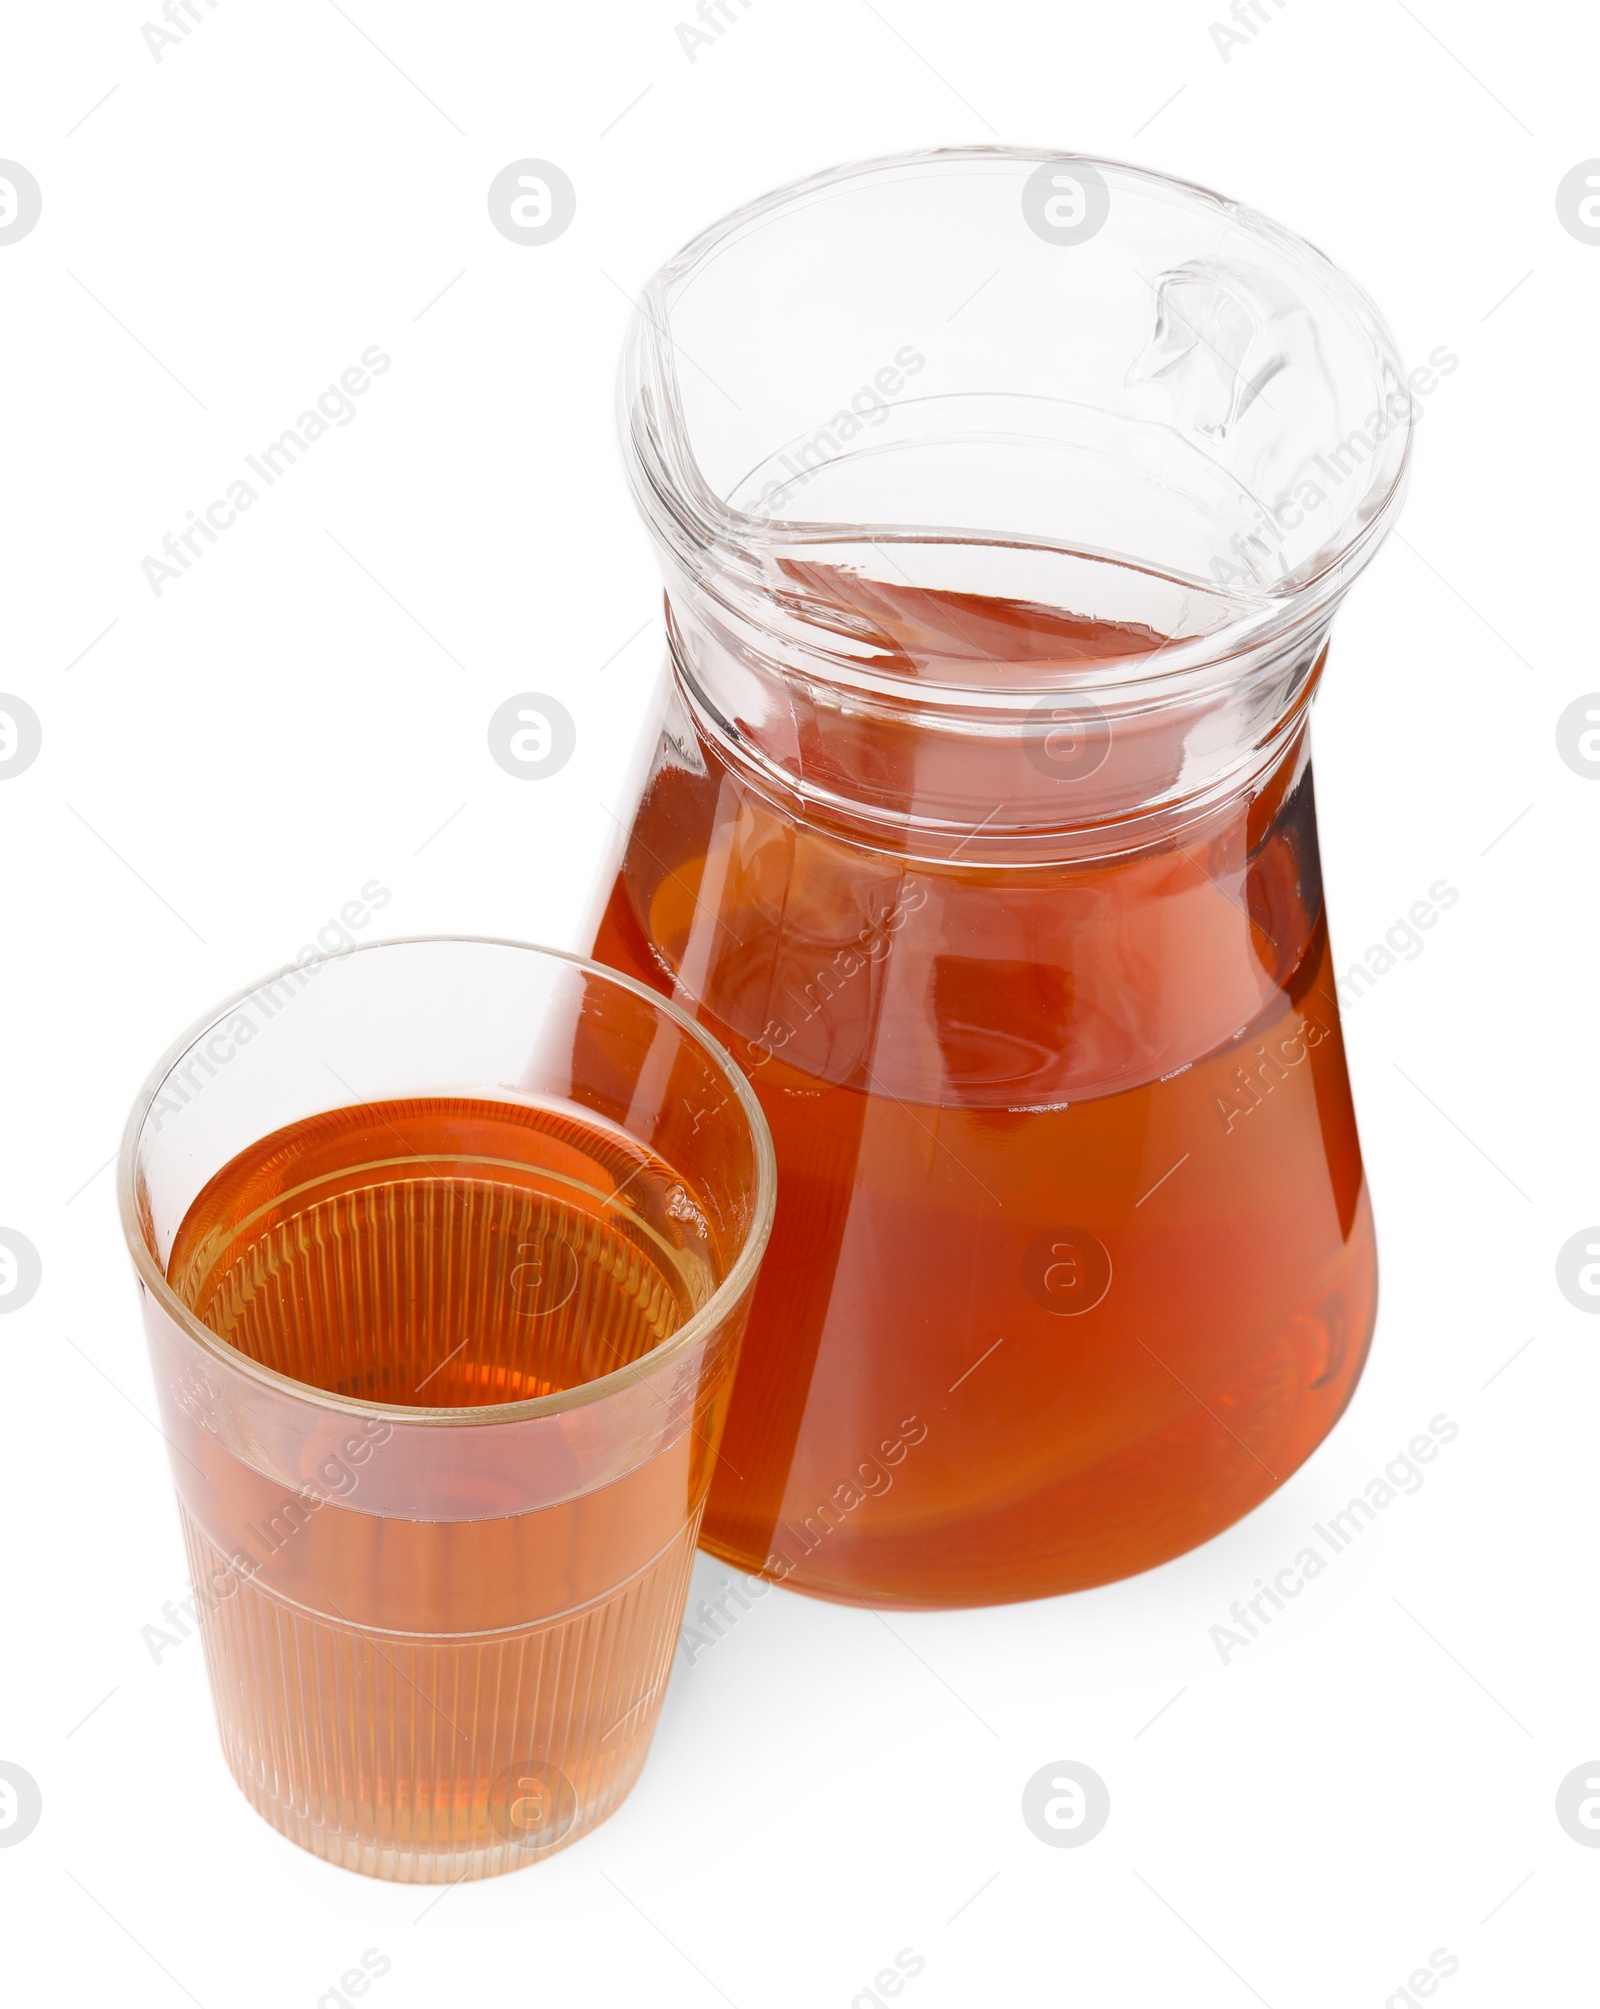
<box><xmin>2</xmin><ymin>1</ymin><xmax>1596</xmax><ymax>2002</ymax></box>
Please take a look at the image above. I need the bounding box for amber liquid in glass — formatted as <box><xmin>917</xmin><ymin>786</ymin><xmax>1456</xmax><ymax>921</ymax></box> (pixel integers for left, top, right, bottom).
<box><xmin>594</xmin><ymin>571</ymin><xmax>1375</xmax><ymax>1607</ymax></box>
<box><xmin>166</xmin><ymin>1098</ymin><xmax>720</xmax><ymax>1876</ymax></box>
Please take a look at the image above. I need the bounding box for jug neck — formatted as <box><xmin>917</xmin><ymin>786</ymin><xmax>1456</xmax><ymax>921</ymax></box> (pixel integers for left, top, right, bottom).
<box><xmin>662</xmin><ymin>554</ymin><xmax>1336</xmax><ymax>865</ymax></box>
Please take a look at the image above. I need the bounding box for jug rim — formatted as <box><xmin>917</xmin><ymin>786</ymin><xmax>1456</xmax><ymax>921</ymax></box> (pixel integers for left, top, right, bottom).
<box><xmin>618</xmin><ymin>145</ymin><xmax>1412</xmax><ymax>698</ymax></box>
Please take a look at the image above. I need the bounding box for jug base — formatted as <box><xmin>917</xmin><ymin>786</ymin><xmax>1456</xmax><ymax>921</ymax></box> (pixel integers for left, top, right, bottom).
<box><xmin>702</xmin><ymin>1194</ymin><xmax>1377</xmax><ymax>1611</ymax></box>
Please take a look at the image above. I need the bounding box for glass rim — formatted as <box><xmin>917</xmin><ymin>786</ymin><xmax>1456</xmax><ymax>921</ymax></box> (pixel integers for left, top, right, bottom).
<box><xmin>620</xmin><ymin>143</ymin><xmax>1413</xmax><ymax>696</ymax></box>
<box><xmin>117</xmin><ymin>934</ymin><xmax>778</xmax><ymax>1430</ymax></box>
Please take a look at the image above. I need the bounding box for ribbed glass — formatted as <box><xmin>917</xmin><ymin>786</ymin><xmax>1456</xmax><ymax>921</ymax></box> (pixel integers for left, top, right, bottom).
<box><xmin>119</xmin><ymin>940</ymin><xmax>776</xmax><ymax>1880</ymax></box>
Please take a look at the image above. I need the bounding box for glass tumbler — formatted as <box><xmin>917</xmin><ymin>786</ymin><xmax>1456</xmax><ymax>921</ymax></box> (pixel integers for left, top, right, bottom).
<box><xmin>118</xmin><ymin>938</ymin><xmax>774</xmax><ymax>1880</ymax></box>
<box><xmin>593</xmin><ymin>148</ymin><xmax>1412</xmax><ymax>1607</ymax></box>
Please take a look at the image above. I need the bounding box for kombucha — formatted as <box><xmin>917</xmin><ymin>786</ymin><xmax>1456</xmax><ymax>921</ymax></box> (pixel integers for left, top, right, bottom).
<box><xmin>593</xmin><ymin>572</ymin><xmax>1375</xmax><ymax>1607</ymax></box>
<box><xmin>164</xmin><ymin>1097</ymin><xmax>723</xmax><ymax>1877</ymax></box>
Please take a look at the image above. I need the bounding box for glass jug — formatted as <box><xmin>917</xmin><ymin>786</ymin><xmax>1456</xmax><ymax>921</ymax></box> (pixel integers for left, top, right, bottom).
<box><xmin>591</xmin><ymin>148</ymin><xmax>1410</xmax><ymax>1607</ymax></box>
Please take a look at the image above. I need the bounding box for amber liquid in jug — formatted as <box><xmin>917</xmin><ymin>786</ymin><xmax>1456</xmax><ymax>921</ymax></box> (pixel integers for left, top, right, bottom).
<box><xmin>594</xmin><ymin>563</ymin><xmax>1375</xmax><ymax>1608</ymax></box>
